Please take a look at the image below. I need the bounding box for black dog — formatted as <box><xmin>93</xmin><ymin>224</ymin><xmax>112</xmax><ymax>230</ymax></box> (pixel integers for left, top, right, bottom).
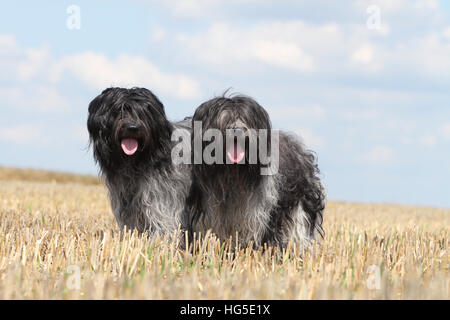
<box><xmin>184</xmin><ymin>95</ymin><xmax>325</xmax><ymax>248</ymax></box>
<box><xmin>87</xmin><ymin>87</ymin><xmax>191</xmax><ymax>235</ymax></box>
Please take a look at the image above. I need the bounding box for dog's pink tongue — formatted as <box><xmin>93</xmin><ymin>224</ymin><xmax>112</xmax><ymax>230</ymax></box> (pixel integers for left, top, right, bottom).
<box><xmin>121</xmin><ymin>138</ymin><xmax>138</xmax><ymax>156</ymax></box>
<box><xmin>227</xmin><ymin>143</ymin><xmax>245</xmax><ymax>163</ymax></box>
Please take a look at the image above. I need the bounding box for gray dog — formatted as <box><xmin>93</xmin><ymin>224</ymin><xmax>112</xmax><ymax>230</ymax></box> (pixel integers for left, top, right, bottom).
<box><xmin>184</xmin><ymin>95</ymin><xmax>326</xmax><ymax>249</ymax></box>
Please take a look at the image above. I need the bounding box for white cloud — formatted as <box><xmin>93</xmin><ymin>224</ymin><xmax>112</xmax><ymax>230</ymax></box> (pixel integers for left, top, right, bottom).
<box><xmin>149</xmin><ymin>0</ymin><xmax>224</xmax><ymax>18</ymax></box>
<box><xmin>293</xmin><ymin>128</ymin><xmax>326</xmax><ymax>150</ymax></box>
<box><xmin>0</xmin><ymin>86</ymin><xmax>71</xmax><ymax>112</ymax></box>
<box><xmin>443</xmin><ymin>27</ymin><xmax>450</xmax><ymax>40</ymax></box>
<box><xmin>360</xmin><ymin>145</ymin><xmax>395</xmax><ymax>165</ymax></box>
<box><xmin>0</xmin><ymin>35</ymin><xmax>70</xmax><ymax>112</ymax></box>
<box><xmin>17</xmin><ymin>47</ymin><xmax>50</xmax><ymax>81</ymax></box>
<box><xmin>341</xmin><ymin>108</ymin><xmax>381</xmax><ymax>121</ymax></box>
<box><xmin>351</xmin><ymin>1</ymin><xmax>449</xmax><ymax>76</ymax></box>
<box><xmin>268</xmin><ymin>105</ymin><xmax>326</xmax><ymax>120</ymax></box>
<box><xmin>175</xmin><ymin>22</ymin><xmax>318</xmax><ymax>73</ymax></box>
<box><xmin>0</xmin><ymin>35</ymin><xmax>51</xmax><ymax>83</ymax></box>
<box><xmin>408</xmin><ymin>33</ymin><xmax>450</xmax><ymax>75</ymax></box>
<box><xmin>413</xmin><ymin>0</ymin><xmax>439</xmax><ymax>10</ymax></box>
<box><xmin>352</xmin><ymin>45</ymin><xmax>374</xmax><ymax>64</ymax></box>
<box><xmin>441</xmin><ymin>123</ymin><xmax>450</xmax><ymax>141</ymax></box>
<box><xmin>0</xmin><ymin>34</ymin><xmax>201</xmax><ymax>101</ymax></box>
<box><xmin>50</xmin><ymin>52</ymin><xmax>202</xmax><ymax>99</ymax></box>
<box><xmin>151</xmin><ymin>26</ymin><xmax>166</xmax><ymax>41</ymax></box>
<box><xmin>0</xmin><ymin>34</ymin><xmax>18</xmax><ymax>54</ymax></box>
<box><xmin>377</xmin><ymin>23</ymin><xmax>391</xmax><ymax>36</ymax></box>
<box><xmin>354</xmin><ymin>0</ymin><xmax>437</xmax><ymax>15</ymax></box>
<box><xmin>252</xmin><ymin>40</ymin><xmax>315</xmax><ymax>71</ymax></box>
<box><xmin>0</xmin><ymin>125</ymin><xmax>46</xmax><ymax>144</ymax></box>
<box><xmin>164</xmin><ymin>1</ymin><xmax>450</xmax><ymax>78</ymax></box>
<box><xmin>419</xmin><ymin>135</ymin><xmax>437</xmax><ymax>147</ymax></box>
<box><xmin>350</xmin><ymin>43</ymin><xmax>384</xmax><ymax>72</ymax></box>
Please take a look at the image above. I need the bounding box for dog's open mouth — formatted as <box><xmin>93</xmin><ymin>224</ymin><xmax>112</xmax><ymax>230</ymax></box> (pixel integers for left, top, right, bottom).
<box><xmin>121</xmin><ymin>138</ymin><xmax>139</xmax><ymax>156</ymax></box>
<box><xmin>227</xmin><ymin>141</ymin><xmax>245</xmax><ymax>164</ymax></box>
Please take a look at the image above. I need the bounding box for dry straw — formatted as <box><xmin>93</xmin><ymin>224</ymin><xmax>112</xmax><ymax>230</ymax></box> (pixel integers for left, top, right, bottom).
<box><xmin>0</xmin><ymin>168</ymin><xmax>448</xmax><ymax>299</ymax></box>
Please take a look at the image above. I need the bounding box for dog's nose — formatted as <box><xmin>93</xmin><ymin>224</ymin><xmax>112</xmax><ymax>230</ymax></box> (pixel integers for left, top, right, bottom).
<box><xmin>230</xmin><ymin>127</ymin><xmax>244</xmax><ymax>135</ymax></box>
<box><xmin>126</xmin><ymin>124</ymin><xmax>140</xmax><ymax>132</ymax></box>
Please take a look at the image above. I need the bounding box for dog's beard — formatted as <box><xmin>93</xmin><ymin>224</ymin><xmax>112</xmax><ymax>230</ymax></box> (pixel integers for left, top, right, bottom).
<box><xmin>197</xmin><ymin>136</ymin><xmax>264</xmax><ymax>204</ymax></box>
<box><xmin>191</xmin><ymin>135</ymin><xmax>272</xmax><ymax>247</ymax></box>
<box><xmin>113</xmin><ymin>118</ymin><xmax>151</xmax><ymax>159</ymax></box>
<box><xmin>195</xmin><ymin>111</ymin><xmax>271</xmax><ymax>197</ymax></box>
<box><xmin>92</xmin><ymin>118</ymin><xmax>154</xmax><ymax>174</ymax></box>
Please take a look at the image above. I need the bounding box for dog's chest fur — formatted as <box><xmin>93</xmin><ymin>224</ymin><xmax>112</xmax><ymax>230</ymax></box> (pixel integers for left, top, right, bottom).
<box><xmin>194</xmin><ymin>175</ymin><xmax>279</xmax><ymax>247</ymax></box>
<box><xmin>106</xmin><ymin>163</ymin><xmax>190</xmax><ymax>235</ymax></box>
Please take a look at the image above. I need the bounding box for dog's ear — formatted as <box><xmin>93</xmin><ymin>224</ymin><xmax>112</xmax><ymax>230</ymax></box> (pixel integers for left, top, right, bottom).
<box><xmin>87</xmin><ymin>90</ymin><xmax>111</xmax><ymax>140</ymax></box>
<box><xmin>88</xmin><ymin>88</ymin><xmax>116</xmax><ymax>114</ymax></box>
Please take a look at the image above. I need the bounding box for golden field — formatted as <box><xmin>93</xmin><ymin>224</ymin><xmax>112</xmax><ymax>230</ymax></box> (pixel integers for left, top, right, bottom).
<box><xmin>0</xmin><ymin>167</ymin><xmax>448</xmax><ymax>299</ymax></box>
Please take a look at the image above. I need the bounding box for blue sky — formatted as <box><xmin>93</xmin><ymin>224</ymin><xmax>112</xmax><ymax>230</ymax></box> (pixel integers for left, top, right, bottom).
<box><xmin>1</xmin><ymin>0</ymin><xmax>449</xmax><ymax>208</ymax></box>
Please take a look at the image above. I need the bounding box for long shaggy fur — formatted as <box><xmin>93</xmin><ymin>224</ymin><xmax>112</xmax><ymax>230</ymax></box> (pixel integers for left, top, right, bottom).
<box><xmin>87</xmin><ymin>87</ymin><xmax>191</xmax><ymax>235</ymax></box>
<box><xmin>184</xmin><ymin>95</ymin><xmax>326</xmax><ymax>249</ymax></box>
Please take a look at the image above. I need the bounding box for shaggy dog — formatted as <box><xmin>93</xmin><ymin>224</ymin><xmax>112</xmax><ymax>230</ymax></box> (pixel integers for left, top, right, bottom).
<box><xmin>87</xmin><ymin>87</ymin><xmax>191</xmax><ymax>235</ymax></box>
<box><xmin>184</xmin><ymin>95</ymin><xmax>326</xmax><ymax>249</ymax></box>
